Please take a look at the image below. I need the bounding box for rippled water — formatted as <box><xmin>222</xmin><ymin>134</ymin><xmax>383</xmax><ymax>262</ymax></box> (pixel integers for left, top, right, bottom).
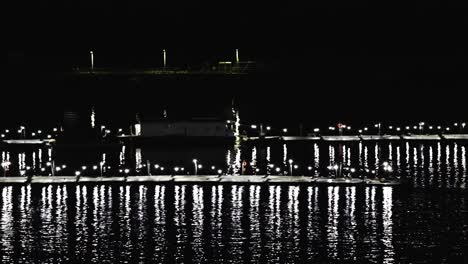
<box><xmin>1</xmin><ymin>184</ymin><xmax>467</xmax><ymax>263</ymax></box>
<box><xmin>1</xmin><ymin>141</ymin><xmax>468</xmax><ymax>263</ymax></box>
<box><xmin>2</xmin><ymin>141</ymin><xmax>468</xmax><ymax>189</ymax></box>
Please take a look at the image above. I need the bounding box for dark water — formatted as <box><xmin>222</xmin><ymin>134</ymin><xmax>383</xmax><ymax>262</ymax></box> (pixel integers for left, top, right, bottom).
<box><xmin>1</xmin><ymin>141</ymin><xmax>468</xmax><ymax>263</ymax></box>
<box><xmin>1</xmin><ymin>184</ymin><xmax>467</xmax><ymax>263</ymax></box>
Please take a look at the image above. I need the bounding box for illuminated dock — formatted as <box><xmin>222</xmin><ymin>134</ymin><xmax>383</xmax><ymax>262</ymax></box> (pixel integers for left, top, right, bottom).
<box><xmin>0</xmin><ymin>175</ymin><xmax>401</xmax><ymax>186</ymax></box>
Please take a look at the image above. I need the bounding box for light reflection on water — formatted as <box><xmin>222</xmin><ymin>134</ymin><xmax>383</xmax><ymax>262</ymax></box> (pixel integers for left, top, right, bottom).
<box><xmin>1</xmin><ymin>141</ymin><xmax>467</xmax><ymax>188</ymax></box>
<box><xmin>0</xmin><ymin>184</ymin><xmax>467</xmax><ymax>263</ymax></box>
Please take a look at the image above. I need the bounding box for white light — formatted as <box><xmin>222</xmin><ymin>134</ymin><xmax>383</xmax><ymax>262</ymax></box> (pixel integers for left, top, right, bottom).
<box><xmin>174</xmin><ymin>167</ymin><xmax>180</xmax><ymax>172</ymax></box>
<box><xmin>255</xmin><ymin>168</ymin><xmax>260</xmax><ymax>172</ymax></box>
<box><xmin>18</xmin><ymin>130</ymin><xmax>22</xmax><ymax>133</ymax></box>
<box><xmin>413</xmin><ymin>126</ymin><xmax>417</xmax><ymax>129</ymax></box>
<box><xmin>347</xmin><ymin>126</ymin><xmax>351</xmax><ymax>130</ymax></box>
<box><xmin>282</xmin><ymin>128</ymin><xmax>288</xmax><ymax>133</ymax></box>
<box><xmin>217</xmin><ymin>169</ymin><xmax>222</xmax><ymax>174</ymax></box>
<box><xmin>266</xmin><ymin>126</ymin><xmax>271</xmax><ymax>131</ymax></box>
<box><xmin>429</xmin><ymin>126</ymin><xmax>433</xmax><ymax>129</ymax></box>
<box><xmin>5</xmin><ymin>129</ymin><xmax>9</xmax><ymax>133</ymax></box>
<box><xmin>396</xmin><ymin>127</ymin><xmax>401</xmax><ymax>131</ymax></box>
<box><xmin>383</xmin><ymin>161</ymin><xmax>389</xmax><ymax>166</ymax></box>
<box><xmin>53</xmin><ymin>128</ymin><xmax>58</xmax><ymax>132</ymax></box>
<box><xmin>327</xmin><ymin>166</ymin><xmax>333</xmax><ymax>170</ymax></box>
<box><xmin>0</xmin><ymin>134</ymin><xmax>4</xmax><ymax>138</ymax></box>
<box><xmin>328</xmin><ymin>126</ymin><xmax>335</xmax><ymax>130</ymax></box>
<box><xmin>374</xmin><ymin>124</ymin><xmax>379</xmax><ymax>128</ymax></box>
<box><xmin>211</xmin><ymin>166</ymin><xmax>215</xmax><ymax>170</ymax></box>
<box><xmin>288</xmin><ymin>159</ymin><xmax>293</xmax><ymax>164</ymax></box>
<box><xmin>192</xmin><ymin>159</ymin><xmax>197</xmax><ymax>163</ymax></box>
<box><xmin>350</xmin><ymin>168</ymin><xmax>356</xmax><ymax>173</ymax></box>
<box><xmin>160</xmin><ymin>167</ymin><xmax>165</xmax><ymax>171</ymax></box>
<box><xmin>371</xmin><ymin>170</ymin><xmax>376</xmax><ymax>174</ymax></box>
<box><xmin>56</xmin><ymin>167</ymin><xmax>61</xmax><ymax>172</ymax></box>
<box><xmin>197</xmin><ymin>164</ymin><xmax>203</xmax><ymax>169</ymax></box>
<box><xmin>47</xmin><ymin>135</ymin><xmax>52</xmax><ymax>139</ymax></box>
<box><xmin>38</xmin><ymin>130</ymin><xmax>42</xmax><ymax>134</ymax></box>
<box><xmin>154</xmin><ymin>164</ymin><xmax>160</xmax><ymax>169</ymax></box>
<box><xmin>275</xmin><ymin>167</ymin><xmax>281</xmax><ymax>172</ymax></box>
<box><xmin>226</xmin><ymin>120</ymin><xmax>231</xmax><ymax>124</ymax></box>
<box><xmin>119</xmin><ymin>169</ymin><xmax>123</xmax><ymax>173</ymax></box>
<box><xmin>62</xmin><ymin>165</ymin><xmax>67</xmax><ymax>169</ymax></box>
<box><xmin>405</xmin><ymin>126</ymin><xmax>410</xmax><ymax>130</ymax></box>
<box><xmin>307</xmin><ymin>166</ymin><xmax>312</xmax><ymax>170</ymax></box>
<box><xmin>358</xmin><ymin>130</ymin><xmax>363</xmax><ymax>133</ymax></box>
<box><xmin>124</xmin><ymin>169</ymin><xmax>130</xmax><ymax>174</ymax></box>
<box><xmin>314</xmin><ymin>128</ymin><xmax>320</xmax><ymax>132</ymax></box>
<box><xmin>46</xmin><ymin>162</ymin><xmax>52</xmax><ymax>166</ymax></box>
<box><xmin>454</xmin><ymin>123</ymin><xmax>458</xmax><ymax>126</ymax></box>
<box><xmin>82</xmin><ymin>166</ymin><xmax>87</xmax><ymax>170</ymax></box>
<box><xmin>250</xmin><ymin>162</ymin><xmax>255</xmax><ymax>166</ymax></box>
<box><xmin>293</xmin><ymin>165</ymin><xmax>298</xmax><ymax>169</ymax></box>
<box><xmin>333</xmin><ymin>165</ymin><xmax>339</xmax><ymax>170</ymax></box>
<box><xmin>1</xmin><ymin>161</ymin><xmax>11</xmax><ymax>167</ymax></box>
<box><xmin>118</xmin><ymin>128</ymin><xmax>123</xmax><ymax>132</ymax></box>
<box><xmin>389</xmin><ymin>126</ymin><xmax>393</xmax><ymax>129</ymax></box>
<box><xmin>181</xmin><ymin>167</ymin><xmax>185</xmax><ymax>171</ymax></box>
<box><xmin>446</xmin><ymin>127</ymin><xmax>450</xmax><ymax>131</ymax></box>
<box><xmin>41</xmin><ymin>168</ymin><xmax>46</xmax><ymax>172</ymax></box>
<box><xmin>32</xmin><ymin>133</ymin><xmax>36</xmax><ymax>136</ymax></box>
<box><xmin>75</xmin><ymin>171</ymin><xmax>81</xmax><ymax>176</ymax></box>
<box><xmin>93</xmin><ymin>165</ymin><xmax>98</xmax><ymax>170</ymax></box>
<box><xmin>437</xmin><ymin>126</ymin><xmax>441</xmax><ymax>129</ymax></box>
<box><xmin>251</xmin><ymin>125</ymin><xmax>257</xmax><ymax>129</ymax></box>
<box><xmin>268</xmin><ymin>164</ymin><xmax>274</xmax><ymax>168</ymax></box>
<box><xmin>107</xmin><ymin>166</ymin><xmax>111</xmax><ymax>169</ymax></box>
<box><xmin>462</xmin><ymin>123</ymin><xmax>466</xmax><ymax>128</ymax></box>
<box><xmin>364</xmin><ymin>127</ymin><xmax>368</xmax><ymax>131</ymax></box>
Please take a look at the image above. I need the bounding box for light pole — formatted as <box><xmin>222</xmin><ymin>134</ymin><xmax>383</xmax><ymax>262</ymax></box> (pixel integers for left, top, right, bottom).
<box><xmin>100</xmin><ymin>161</ymin><xmax>104</xmax><ymax>176</ymax></box>
<box><xmin>146</xmin><ymin>160</ymin><xmax>151</xmax><ymax>175</ymax></box>
<box><xmin>90</xmin><ymin>51</ymin><xmax>94</xmax><ymax>70</ymax></box>
<box><xmin>1</xmin><ymin>161</ymin><xmax>11</xmax><ymax>177</ymax></box>
<box><xmin>375</xmin><ymin>123</ymin><xmax>381</xmax><ymax>136</ymax></box>
<box><xmin>288</xmin><ymin>159</ymin><xmax>293</xmax><ymax>176</ymax></box>
<box><xmin>235</xmin><ymin>49</ymin><xmax>239</xmax><ymax>63</ymax></box>
<box><xmin>193</xmin><ymin>159</ymin><xmax>198</xmax><ymax>175</ymax></box>
<box><xmin>163</xmin><ymin>49</ymin><xmax>166</xmax><ymax>70</ymax></box>
<box><xmin>419</xmin><ymin>122</ymin><xmax>425</xmax><ymax>134</ymax></box>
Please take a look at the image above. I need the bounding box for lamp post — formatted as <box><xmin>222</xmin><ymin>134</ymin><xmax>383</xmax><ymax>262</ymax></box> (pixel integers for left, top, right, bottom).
<box><xmin>1</xmin><ymin>161</ymin><xmax>11</xmax><ymax>177</ymax></box>
<box><xmin>163</xmin><ymin>49</ymin><xmax>166</xmax><ymax>70</ymax></box>
<box><xmin>419</xmin><ymin>122</ymin><xmax>425</xmax><ymax>135</ymax></box>
<box><xmin>375</xmin><ymin>123</ymin><xmax>381</xmax><ymax>136</ymax></box>
<box><xmin>288</xmin><ymin>159</ymin><xmax>293</xmax><ymax>176</ymax></box>
<box><xmin>90</xmin><ymin>51</ymin><xmax>94</xmax><ymax>70</ymax></box>
<box><xmin>193</xmin><ymin>159</ymin><xmax>198</xmax><ymax>175</ymax></box>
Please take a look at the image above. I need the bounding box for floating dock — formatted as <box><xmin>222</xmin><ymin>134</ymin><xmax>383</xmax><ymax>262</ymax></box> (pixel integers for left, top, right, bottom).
<box><xmin>0</xmin><ymin>175</ymin><xmax>401</xmax><ymax>186</ymax></box>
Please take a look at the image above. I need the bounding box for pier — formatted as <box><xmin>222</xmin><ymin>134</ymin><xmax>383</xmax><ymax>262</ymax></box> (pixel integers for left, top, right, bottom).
<box><xmin>0</xmin><ymin>175</ymin><xmax>401</xmax><ymax>186</ymax></box>
<box><xmin>246</xmin><ymin>134</ymin><xmax>468</xmax><ymax>142</ymax></box>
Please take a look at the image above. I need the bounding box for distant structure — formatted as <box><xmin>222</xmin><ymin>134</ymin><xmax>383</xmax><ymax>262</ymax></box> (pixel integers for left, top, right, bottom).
<box><xmin>217</xmin><ymin>49</ymin><xmax>256</xmax><ymax>73</ymax></box>
<box><xmin>134</xmin><ymin>118</ymin><xmax>235</xmax><ymax>138</ymax></box>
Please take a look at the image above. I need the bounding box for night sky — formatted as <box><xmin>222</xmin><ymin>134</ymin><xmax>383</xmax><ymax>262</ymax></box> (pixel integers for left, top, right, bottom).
<box><xmin>6</xmin><ymin>4</ymin><xmax>468</xmax><ymax>128</ymax></box>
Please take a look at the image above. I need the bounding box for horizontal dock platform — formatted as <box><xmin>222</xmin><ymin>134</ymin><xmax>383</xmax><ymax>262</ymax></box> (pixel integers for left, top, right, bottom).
<box><xmin>442</xmin><ymin>134</ymin><xmax>468</xmax><ymax>140</ymax></box>
<box><xmin>401</xmin><ymin>135</ymin><xmax>442</xmax><ymax>140</ymax></box>
<box><xmin>359</xmin><ymin>135</ymin><xmax>401</xmax><ymax>141</ymax></box>
<box><xmin>321</xmin><ymin>136</ymin><xmax>361</xmax><ymax>141</ymax></box>
<box><xmin>0</xmin><ymin>175</ymin><xmax>400</xmax><ymax>186</ymax></box>
<box><xmin>282</xmin><ymin>136</ymin><xmax>321</xmax><ymax>141</ymax></box>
